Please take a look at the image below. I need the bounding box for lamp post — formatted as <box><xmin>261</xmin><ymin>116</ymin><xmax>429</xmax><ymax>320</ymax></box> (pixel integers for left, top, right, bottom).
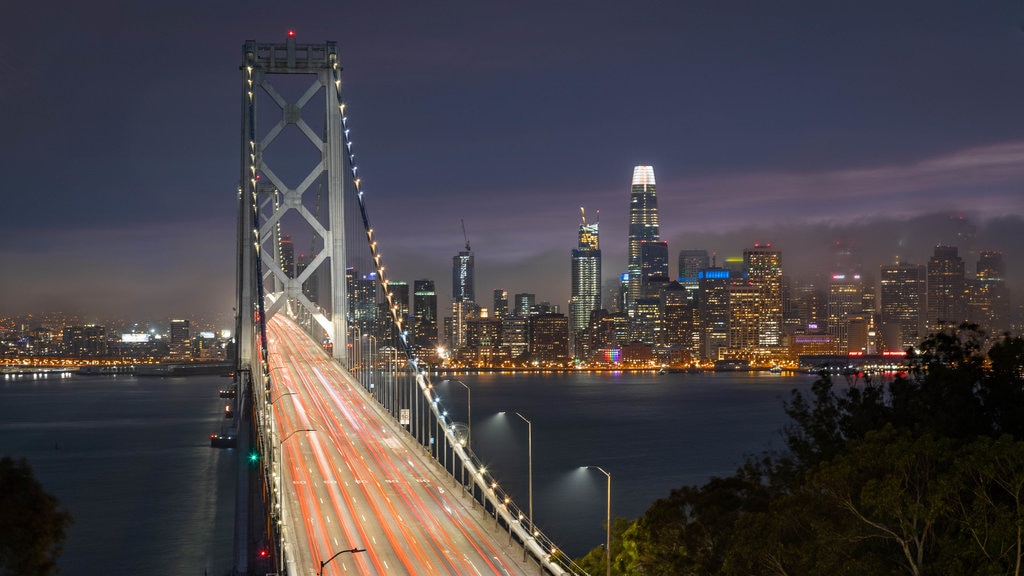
<box><xmin>318</xmin><ymin>547</ymin><xmax>366</xmax><ymax>576</ymax></box>
<box><xmin>277</xmin><ymin>428</ymin><xmax>314</xmax><ymax>575</ymax></box>
<box><xmin>442</xmin><ymin>379</ymin><xmax>471</xmax><ymax>450</ymax></box>
<box><xmin>514</xmin><ymin>411</ymin><xmax>533</xmax><ymax>559</ymax></box>
<box><xmin>586</xmin><ymin>466</ymin><xmax>612</xmax><ymax>576</ymax></box>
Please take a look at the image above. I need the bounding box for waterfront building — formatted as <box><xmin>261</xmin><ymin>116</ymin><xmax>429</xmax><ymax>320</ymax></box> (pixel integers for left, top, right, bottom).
<box><xmin>501</xmin><ymin>315</ymin><xmax>530</xmax><ymax>361</ymax></box>
<box><xmin>631</xmin><ymin>297</ymin><xmax>661</xmax><ymax>346</ymax></box>
<box><xmin>827</xmin><ymin>273</ymin><xmax>863</xmax><ymax>354</ymax></box>
<box><xmin>744</xmin><ymin>244</ymin><xmax>783</xmax><ymax>347</ymax></box>
<box><xmin>626</xmin><ymin>166</ymin><xmax>659</xmax><ymax>313</ymax></box>
<box><xmin>661</xmin><ymin>281</ymin><xmax>693</xmax><ymax>353</ymax></box>
<box><xmin>927</xmin><ymin>246</ymin><xmax>968</xmax><ymax>332</ymax></box>
<box><xmin>570</xmin><ymin>209</ymin><xmax>602</xmax><ymax>359</ymax></box>
<box><xmin>529</xmin><ymin>313</ymin><xmax>569</xmax><ymax>365</ymax></box>
<box><xmin>170</xmin><ymin>319</ymin><xmax>190</xmax><ymax>360</ymax></box>
<box><xmin>727</xmin><ymin>282</ymin><xmax>760</xmax><ymax>354</ymax></box>
<box><xmin>63</xmin><ymin>324</ymin><xmax>108</xmax><ymax>358</ymax></box>
<box><xmin>879</xmin><ymin>259</ymin><xmax>926</xmax><ymax>352</ymax></box>
<box><xmin>412</xmin><ymin>279</ymin><xmax>438</xmax><ymax>349</ymax></box>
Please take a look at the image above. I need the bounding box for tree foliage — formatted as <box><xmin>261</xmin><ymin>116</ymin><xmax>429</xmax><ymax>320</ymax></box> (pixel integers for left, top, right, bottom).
<box><xmin>575</xmin><ymin>326</ymin><xmax>1024</xmax><ymax>575</ymax></box>
<box><xmin>0</xmin><ymin>457</ymin><xmax>73</xmax><ymax>576</ymax></box>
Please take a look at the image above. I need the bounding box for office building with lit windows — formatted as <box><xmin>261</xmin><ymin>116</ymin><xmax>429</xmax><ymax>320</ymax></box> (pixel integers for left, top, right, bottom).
<box><xmin>412</xmin><ymin>279</ymin><xmax>438</xmax><ymax>349</ymax></box>
<box><xmin>743</xmin><ymin>244</ymin><xmax>783</xmax><ymax>347</ymax></box>
<box><xmin>626</xmin><ymin>165</ymin><xmax>659</xmax><ymax>312</ymax></box>
<box><xmin>570</xmin><ymin>210</ymin><xmax>601</xmax><ymax>358</ymax></box>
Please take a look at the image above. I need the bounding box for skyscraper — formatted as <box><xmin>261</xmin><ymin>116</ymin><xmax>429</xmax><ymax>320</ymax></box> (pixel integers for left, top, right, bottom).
<box><xmin>640</xmin><ymin>240</ymin><xmax>669</xmax><ymax>298</ymax></box>
<box><xmin>972</xmin><ymin>251</ymin><xmax>1009</xmax><ymax>334</ymax></box>
<box><xmin>744</xmin><ymin>244</ymin><xmax>783</xmax><ymax>347</ymax></box>
<box><xmin>678</xmin><ymin>250</ymin><xmax>710</xmax><ymax>284</ymax></box>
<box><xmin>412</xmin><ymin>279</ymin><xmax>438</xmax><ymax>349</ymax></box>
<box><xmin>927</xmin><ymin>245</ymin><xmax>967</xmax><ymax>332</ymax></box>
<box><xmin>879</xmin><ymin>259</ymin><xmax>926</xmax><ymax>351</ymax></box>
<box><xmin>452</xmin><ymin>249</ymin><xmax>475</xmax><ymax>304</ymax></box>
<box><xmin>626</xmin><ymin>165</ymin><xmax>659</xmax><ymax>313</ymax></box>
<box><xmin>570</xmin><ymin>209</ymin><xmax>601</xmax><ymax>358</ymax></box>
<box><xmin>493</xmin><ymin>289</ymin><xmax>509</xmax><ymax>319</ymax></box>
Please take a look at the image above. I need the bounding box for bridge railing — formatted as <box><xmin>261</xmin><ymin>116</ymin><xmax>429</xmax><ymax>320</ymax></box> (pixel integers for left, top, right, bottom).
<box><xmin>344</xmin><ymin>354</ymin><xmax>589</xmax><ymax>576</ymax></box>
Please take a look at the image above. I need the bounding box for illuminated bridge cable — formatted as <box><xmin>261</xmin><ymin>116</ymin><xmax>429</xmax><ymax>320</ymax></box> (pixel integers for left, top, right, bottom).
<box><xmin>328</xmin><ymin>62</ymin><xmax>417</xmax><ymax>371</ymax></box>
<box><xmin>328</xmin><ymin>61</ymin><xmax>586</xmax><ymax>576</ymax></box>
<box><xmin>245</xmin><ymin>56</ymin><xmax>271</xmax><ymax>372</ymax></box>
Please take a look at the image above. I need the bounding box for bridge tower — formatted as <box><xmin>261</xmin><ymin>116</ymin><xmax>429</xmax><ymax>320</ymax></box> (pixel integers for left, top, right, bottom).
<box><xmin>237</xmin><ymin>33</ymin><xmax>349</xmax><ymax>370</ymax></box>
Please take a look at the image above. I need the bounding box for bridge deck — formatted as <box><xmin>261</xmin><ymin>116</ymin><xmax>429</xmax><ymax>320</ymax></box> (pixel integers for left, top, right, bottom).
<box><xmin>268</xmin><ymin>316</ymin><xmax>539</xmax><ymax>575</ymax></box>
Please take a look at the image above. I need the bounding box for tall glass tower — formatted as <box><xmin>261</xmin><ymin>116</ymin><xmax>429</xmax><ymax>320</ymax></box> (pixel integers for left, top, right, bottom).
<box><xmin>452</xmin><ymin>250</ymin><xmax>475</xmax><ymax>304</ymax></box>
<box><xmin>570</xmin><ymin>208</ymin><xmax>601</xmax><ymax>358</ymax></box>
<box><xmin>627</xmin><ymin>165</ymin><xmax>659</xmax><ymax>313</ymax></box>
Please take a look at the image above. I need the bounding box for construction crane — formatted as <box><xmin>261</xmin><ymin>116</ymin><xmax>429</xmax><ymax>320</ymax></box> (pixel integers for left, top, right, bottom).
<box><xmin>461</xmin><ymin>218</ymin><xmax>471</xmax><ymax>252</ymax></box>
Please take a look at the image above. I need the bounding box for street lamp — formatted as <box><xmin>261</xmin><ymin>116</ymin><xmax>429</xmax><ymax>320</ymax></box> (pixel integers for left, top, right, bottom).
<box><xmin>442</xmin><ymin>379</ymin><xmax>471</xmax><ymax>450</ymax></box>
<box><xmin>318</xmin><ymin>547</ymin><xmax>366</xmax><ymax>576</ymax></box>
<box><xmin>514</xmin><ymin>411</ymin><xmax>533</xmax><ymax>560</ymax></box>
<box><xmin>586</xmin><ymin>466</ymin><xmax>612</xmax><ymax>576</ymax></box>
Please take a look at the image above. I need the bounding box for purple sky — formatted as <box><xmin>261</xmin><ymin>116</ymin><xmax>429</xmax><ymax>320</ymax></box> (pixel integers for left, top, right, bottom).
<box><xmin>3</xmin><ymin>1</ymin><xmax>1024</xmax><ymax>326</ymax></box>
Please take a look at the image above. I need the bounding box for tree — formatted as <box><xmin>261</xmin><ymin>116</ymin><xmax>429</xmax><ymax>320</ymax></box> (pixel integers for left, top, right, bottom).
<box><xmin>0</xmin><ymin>457</ymin><xmax>73</xmax><ymax>576</ymax></box>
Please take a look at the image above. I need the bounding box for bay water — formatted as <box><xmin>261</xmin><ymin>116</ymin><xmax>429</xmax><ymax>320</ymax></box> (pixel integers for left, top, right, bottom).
<box><xmin>0</xmin><ymin>370</ymin><xmax>814</xmax><ymax>570</ymax></box>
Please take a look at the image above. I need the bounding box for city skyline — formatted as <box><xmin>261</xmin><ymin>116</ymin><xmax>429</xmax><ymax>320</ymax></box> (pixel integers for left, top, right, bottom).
<box><xmin>3</xmin><ymin>2</ymin><xmax>1024</xmax><ymax>323</ymax></box>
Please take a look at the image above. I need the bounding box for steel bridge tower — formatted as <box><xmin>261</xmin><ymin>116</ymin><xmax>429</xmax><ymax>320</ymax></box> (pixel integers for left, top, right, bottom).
<box><xmin>235</xmin><ymin>34</ymin><xmax>350</xmax><ymax>575</ymax></box>
<box><xmin>237</xmin><ymin>34</ymin><xmax>349</xmax><ymax>371</ymax></box>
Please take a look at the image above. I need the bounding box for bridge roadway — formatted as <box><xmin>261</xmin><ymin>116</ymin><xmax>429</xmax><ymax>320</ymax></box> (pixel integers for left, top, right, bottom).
<box><xmin>267</xmin><ymin>315</ymin><xmax>536</xmax><ymax>575</ymax></box>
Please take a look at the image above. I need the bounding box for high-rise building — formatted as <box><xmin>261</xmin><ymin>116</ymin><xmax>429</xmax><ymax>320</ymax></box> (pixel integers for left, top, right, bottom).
<box><xmin>570</xmin><ymin>209</ymin><xmax>602</xmax><ymax>358</ymax></box>
<box><xmin>727</xmin><ymin>282</ymin><xmax>760</xmax><ymax>353</ymax></box>
<box><xmin>927</xmin><ymin>246</ymin><xmax>967</xmax><ymax>332</ymax></box>
<box><xmin>879</xmin><ymin>260</ymin><xmax>926</xmax><ymax>352</ymax></box>
<box><xmin>660</xmin><ymin>281</ymin><xmax>693</xmax><ymax>351</ymax></box>
<box><xmin>744</xmin><ymin>244</ymin><xmax>783</xmax><ymax>347</ymax></box>
<box><xmin>63</xmin><ymin>324</ymin><xmax>108</xmax><ymax>358</ymax></box>
<box><xmin>827</xmin><ymin>273</ymin><xmax>863</xmax><ymax>354</ymax></box>
<box><xmin>513</xmin><ymin>293</ymin><xmax>536</xmax><ymax>317</ymax></box>
<box><xmin>626</xmin><ymin>166</ymin><xmax>659</xmax><ymax>313</ymax></box>
<box><xmin>698</xmin><ymin>268</ymin><xmax>731</xmax><ymax>360</ymax></box>
<box><xmin>971</xmin><ymin>251</ymin><xmax>1010</xmax><ymax>334</ymax></box>
<box><xmin>678</xmin><ymin>250</ymin><xmax>710</xmax><ymax>284</ymax></box>
<box><xmin>170</xmin><ymin>319</ymin><xmax>191</xmax><ymax>359</ymax></box>
<box><xmin>347</xmin><ymin>267</ymin><xmax>378</xmax><ymax>335</ymax></box>
<box><xmin>529</xmin><ymin>313</ymin><xmax>569</xmax><ymax>365</ymax></box>
<box><xmin>452</xmin><ymin>250</ymin><xmax>475</xmax><ymax>304</ymax></box>
<box><xmin>640</xmin><ymin>241</ymin><xmax>669</xmax><ymax>298</ymax></box>
<box><xmin>412</xmin><ymin>279</ymin><xmax>438</xmax><ymax>349</ymax></box>
<box><xmin>381</xmin><ymin>281</ymin><xmax>409</xmax><ymax>342</ymax></box>
<box><xmin>493</xmin><ymin>289</ymin><xmax>509</xmax><ymax>319</ymax></box>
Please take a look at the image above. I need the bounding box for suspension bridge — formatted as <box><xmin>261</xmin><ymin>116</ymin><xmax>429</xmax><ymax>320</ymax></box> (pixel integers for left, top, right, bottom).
<box><xmin>231</xmin><ymin>34</ymin><xmax>586</xmax><ymax>576</ymax></box>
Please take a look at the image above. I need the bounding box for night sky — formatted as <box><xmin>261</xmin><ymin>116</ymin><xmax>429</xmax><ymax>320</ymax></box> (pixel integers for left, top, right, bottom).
<box><xmin>4</xmin><ymin>1</ymin><xmax>1024</xmax><ymax>325</ymax></box>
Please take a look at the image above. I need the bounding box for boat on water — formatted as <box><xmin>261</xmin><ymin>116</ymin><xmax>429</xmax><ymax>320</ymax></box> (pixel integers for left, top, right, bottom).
<box><xmin>210</xmin><ymin>433</ymin><xmax>236</xmax><ymax>448</ymax></box>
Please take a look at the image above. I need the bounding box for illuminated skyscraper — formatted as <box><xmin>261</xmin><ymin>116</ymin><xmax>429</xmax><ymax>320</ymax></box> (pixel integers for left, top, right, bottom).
<box><xmin>412</xmin><ymin>279</ymin><xmax>438</xmax><ymax>349</ymax></box>
<box><xmin>452</xmin><ymin>250</ymin><xmax>475</xmax><ymax>304</ymax></box>
<box><xmin>678</xmin><ymin>250</ymin><xmax>710</xmax><ymax>284</ymax></box>
<box><xmin>570</xmin><ymin>209</ymin><xmax>601</xmax><ymax>358</ymax></box>
<box><xmin>626</xmin><ymin>165</ymin><xmax>659</xmax><ymax>312</ymax></box>
<box><xmin>698</xmin><ymin>268</ymin><xmax>731</xmax><ymax>360</ymax></box>
<box><xmin>879</xmin><ymin>259</ymin><xmax>926</xmax><ymax>351</ymax></box>
<box><xmin>827</xmin><ymin>273</ymin><xmax>863</xmax><ymax>354</ymax></box>
<box><xmin>927</xmin><ymin>245</ymin><xmax>967</xmax><ymax>332</ymax></box>
<box><xmin>744</xmin><ymin>244</ymin><xmax>783</xmax><ymax>347</ymax></box>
